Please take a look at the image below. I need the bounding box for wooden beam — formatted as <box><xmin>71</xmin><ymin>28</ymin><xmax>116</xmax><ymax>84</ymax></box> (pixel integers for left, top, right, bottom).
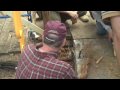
<box><xmin>0</xmin><ymin>11</ymin><xmax>12</xmax><ymax>16</ymax></box>
<box><xmin>0</xmin><ymin>61</ymin><xmax>18</xmax><ymax>70</ymax></box>
<box><xmin>21</xmin><ymin>18</ymin><xmax>44</xmax><ymax>35</ymax></box>
<box><xmin>2</xmin><ymin>11</ymin><xmax>44</xmax><ymax>35</ymax></box>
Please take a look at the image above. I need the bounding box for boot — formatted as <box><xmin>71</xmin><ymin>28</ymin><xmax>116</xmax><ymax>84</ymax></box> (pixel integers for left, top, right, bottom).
<box><xmin>79</xmin><ymin>15</ymin><xmax>89</xmax><ymax>22</ymax></box>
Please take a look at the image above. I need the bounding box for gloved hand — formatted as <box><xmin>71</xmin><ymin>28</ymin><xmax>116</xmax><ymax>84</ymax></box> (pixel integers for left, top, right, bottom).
<box><xmin>67</xmin><ymin>11</ymin><xmax>78</xmax><ymax>19</ymax></box>
<box><xmin>68</xmin><ymin>11</ymin><xmax>78</xmax><ymax>24</ymax></box>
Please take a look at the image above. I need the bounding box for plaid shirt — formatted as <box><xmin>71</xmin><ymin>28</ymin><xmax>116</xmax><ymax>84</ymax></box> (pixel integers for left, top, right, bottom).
<box><xmin>16</xmin><ymin>44</ymin><xmax>77</xmax><ymax>79</ymax></box>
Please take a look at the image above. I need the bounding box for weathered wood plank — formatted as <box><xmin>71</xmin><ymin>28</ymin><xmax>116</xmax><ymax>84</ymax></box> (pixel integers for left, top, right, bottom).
<box><xmin>0</xmin><ymin>53</ymin><xmax>20</xmax><ymax>79</ymax></box>
<box><xmin>0</xmin><ymin>19</ymin><xmax>20</xmax><ymax>54</ymax></box>
<box><xmin>0</xmin><ymin>61</ymin><xmax>17</xmax><ymax>70</ymax></box>
<box><xmin>71</xmin><ymin>18</ymin><xmax>107</xmax><ymax>39</ymax></box>
<box><xmin>73</xmin><ymin>39</ymin><xmax>115</xmax><ymax>79</ymax></box>
<box><xmin>74</xmin><ymin>39</ymin><xmax>90</xmax><ymax>79</ymax></box>
<box><xmin>0</xmin><ymin>20</ymin><xmax>11</xmax><ymax>53</ymax></box>
<box><xmin>2</xmin><ymin>11</ymin><xmax>44</xmax><ymax>35</ymax></box>
<box><xmin>0</xmin><ymin>33</ymin><xmax>11</xmax><ymax>53</ymax></box>
<box><xmin>0</xmin><ymin>19</ymin><xmax>6</xmax><ymax>31</ymax></box>
<box><xmin>21</xmin><ymin>18</ymin><xmax>44</xmax><ymax>35</ymax></box>
<box><xmin>8</xmin><ymin>32</ymin><xmax>20</xmax><ymax>53</ymax></box>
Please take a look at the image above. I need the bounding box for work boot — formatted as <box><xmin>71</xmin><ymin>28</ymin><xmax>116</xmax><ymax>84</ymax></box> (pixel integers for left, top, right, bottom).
<box><xmin>79</xmin><ymin>15</ymin><xmax>89</xmax><ymax>23</ymax></box>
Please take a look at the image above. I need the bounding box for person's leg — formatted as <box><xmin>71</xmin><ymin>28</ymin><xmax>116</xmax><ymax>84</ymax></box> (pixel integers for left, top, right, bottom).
<box><xmin>111</xmin><ymin>16</ymin><xmax>120</xmax><ymax>64</ymax></box>
<box><xmin>102</xmin><ymin>11</ymin><xmax>120</xmax><ymax>64</ymax></box>
<box><xmin>78</xmin><ymin>11</ymin><xmax>89</xmax><ymax>22</ymax></box>
<box><xmin>59</xmin><ymin>13</ymin><xmax>71</xmax><ymax>23</ymax></box>
<box><xmin>96</xmin><ymin>21</ymin><xmax>107</xmax><ymax>36</ymax></box>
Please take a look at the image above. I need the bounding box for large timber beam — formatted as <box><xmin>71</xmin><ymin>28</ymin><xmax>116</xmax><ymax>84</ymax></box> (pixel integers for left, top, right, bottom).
<box><xmin>1</xmin><ymin>11</ymin><xmax>44</xmax><ymax>35</ymax></box>
<box><xmin>21</xmin><ymin>18</ymin><xmax>44</xmax><ymax>35</ymax></box>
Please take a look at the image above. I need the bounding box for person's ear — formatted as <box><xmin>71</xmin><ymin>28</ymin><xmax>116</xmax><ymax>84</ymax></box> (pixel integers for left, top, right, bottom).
<box><xmin>42</xmin><ymin>35</ymin><xmax>44</xmax><ymax>41</ymax></box>
<box><xmin>61</xmin><ymin>38</ymin><xmax>66</xmax><ymax>47</ymax></box>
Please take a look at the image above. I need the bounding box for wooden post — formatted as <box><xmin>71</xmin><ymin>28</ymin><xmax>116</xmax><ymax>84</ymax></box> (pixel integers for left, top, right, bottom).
<box><xmin>12</xmin><ymin>11</ymin><xmax>25</xmax><ymax>52</ymax></box>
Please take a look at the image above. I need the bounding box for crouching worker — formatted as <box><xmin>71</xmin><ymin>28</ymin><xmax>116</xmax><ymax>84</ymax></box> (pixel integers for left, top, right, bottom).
<box><xmin>16</xmin><ymin>21</ymin><xmax>77</xmax><ymax>79</ymax></box>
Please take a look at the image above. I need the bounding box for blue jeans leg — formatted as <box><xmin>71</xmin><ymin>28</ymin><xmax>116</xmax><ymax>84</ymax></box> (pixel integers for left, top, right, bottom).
<box><xmin>96</xmin><ymin>21</ymin><xmax>107</xmax><ymax>36</ymax></box>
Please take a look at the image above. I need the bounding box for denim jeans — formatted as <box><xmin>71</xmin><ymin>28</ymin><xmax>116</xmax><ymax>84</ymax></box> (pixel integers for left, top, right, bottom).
<box><xmin>96</xmin><ymin>21</ymin><xmax>107</xmax><ymax>36</ymax></box>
